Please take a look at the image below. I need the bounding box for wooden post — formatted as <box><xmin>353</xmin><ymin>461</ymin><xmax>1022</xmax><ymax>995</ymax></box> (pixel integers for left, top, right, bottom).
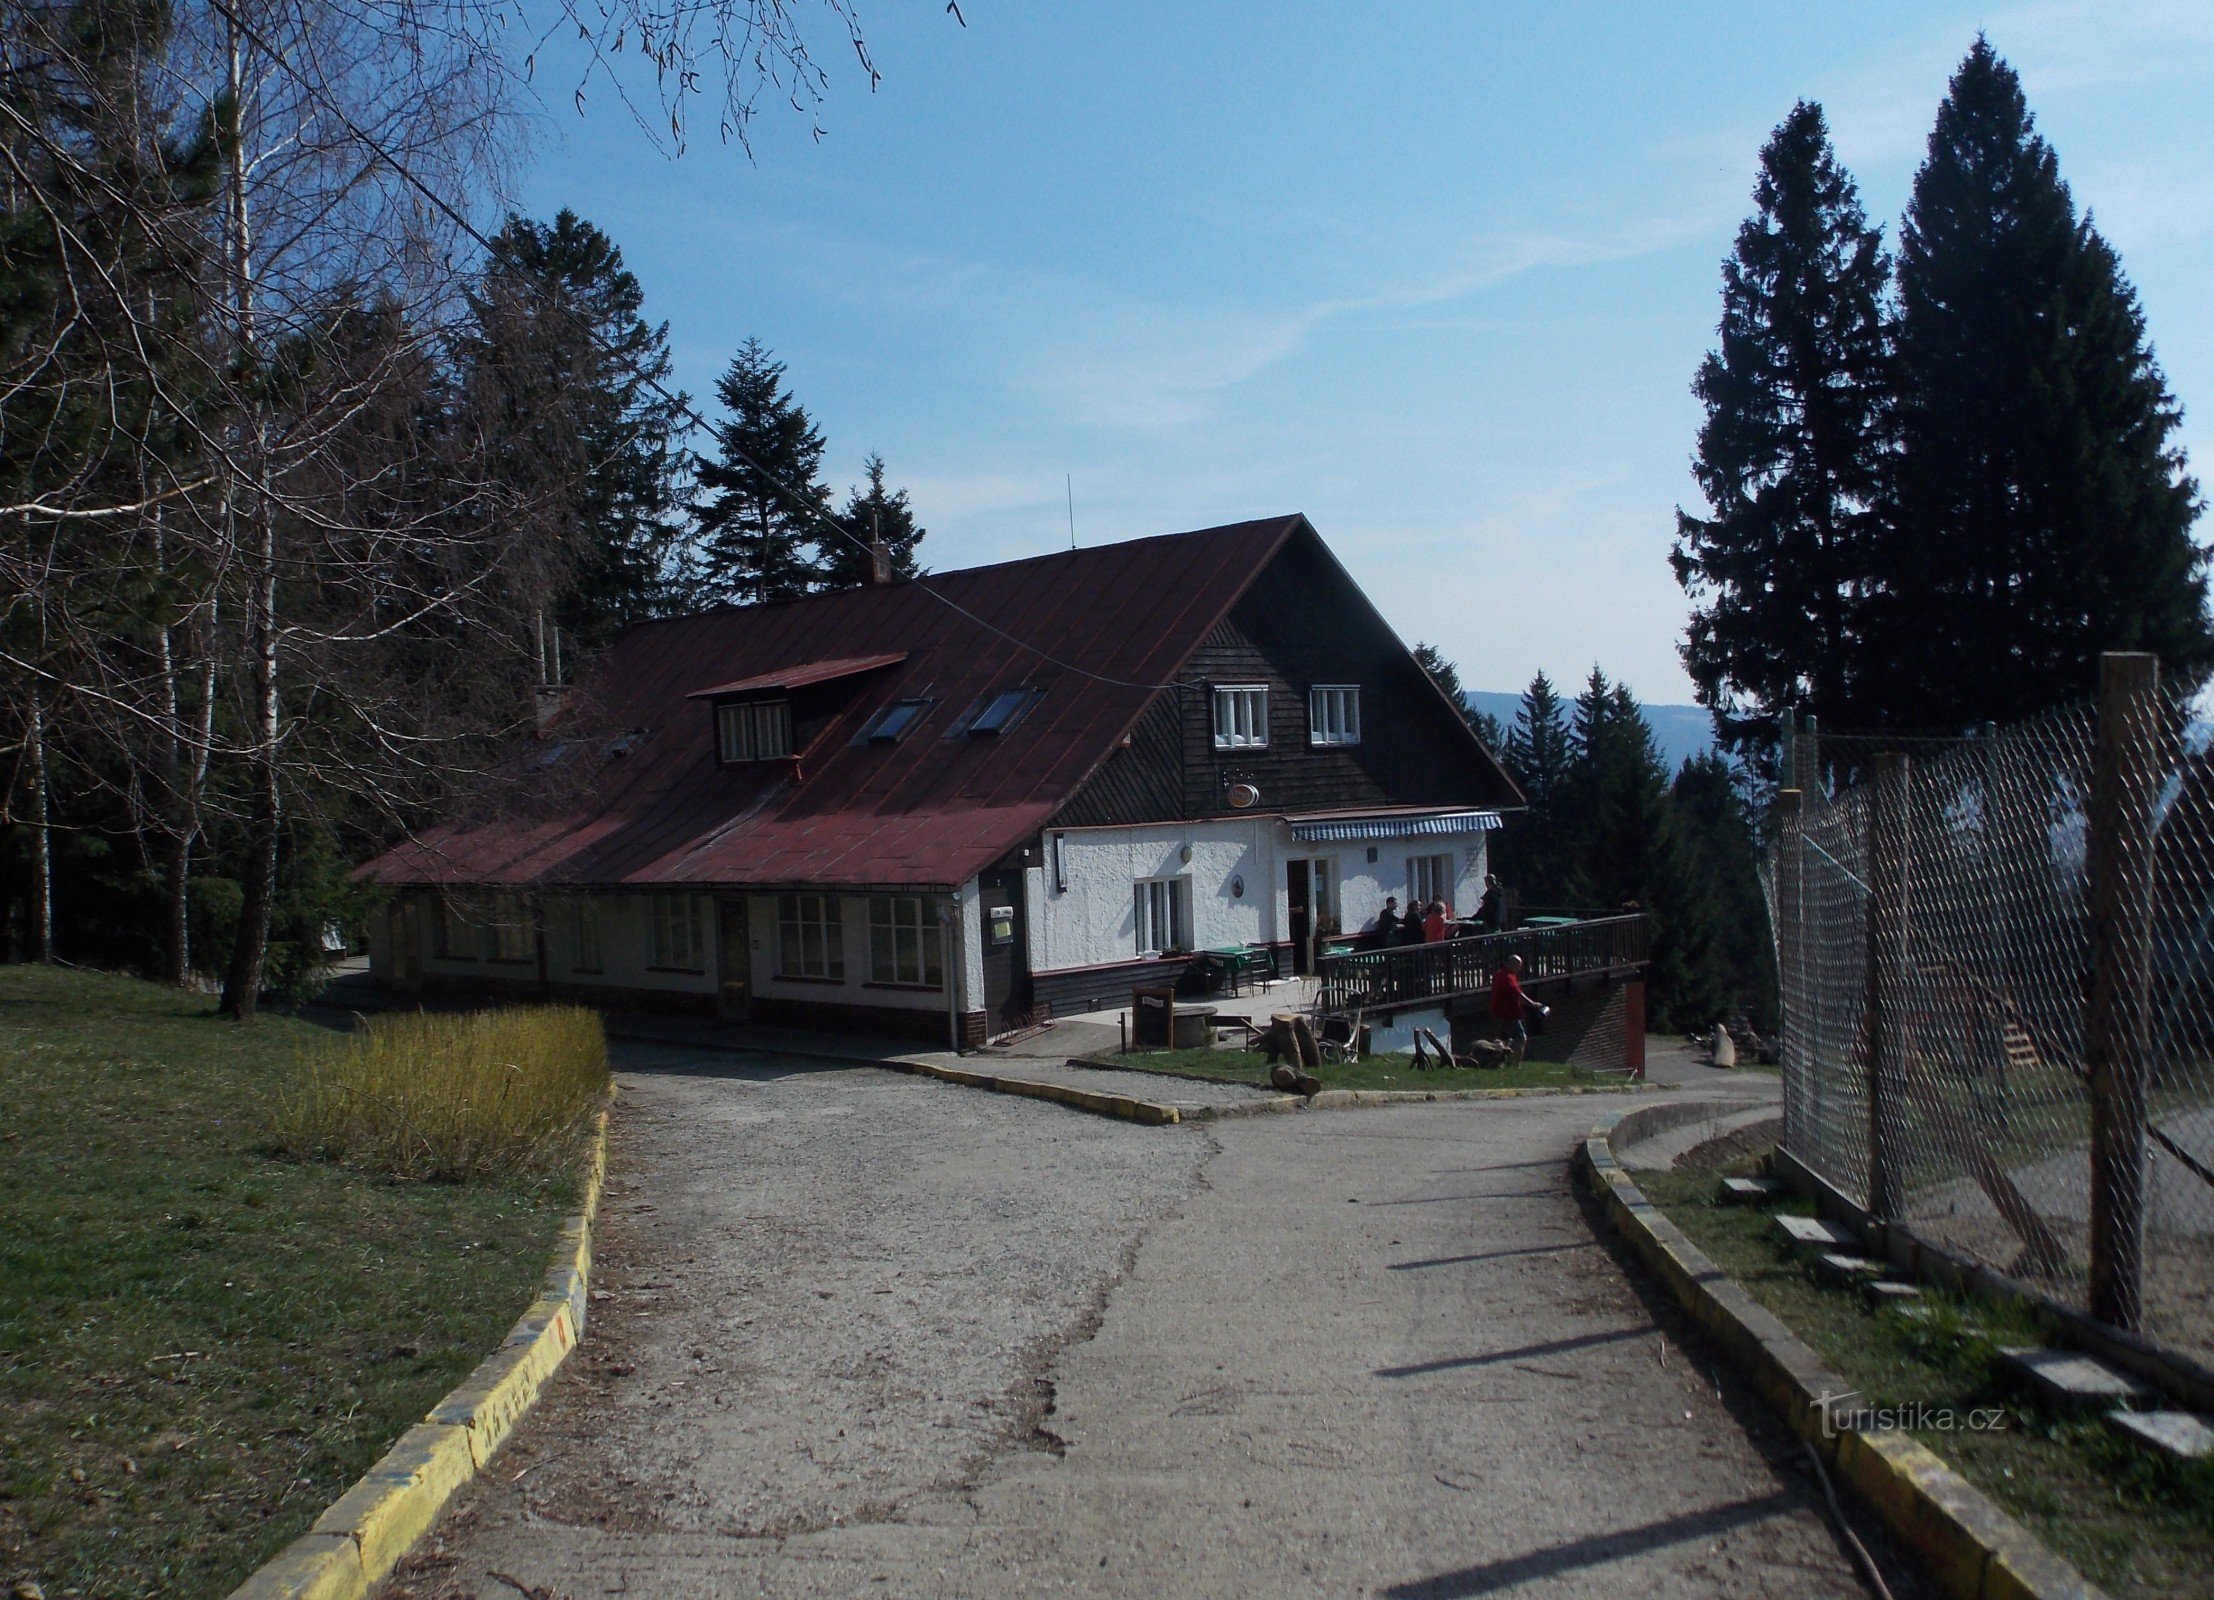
<box><xmin>2089</xmin><ymin>652</ymin><xmax>2158</xmax><ymax>1331</ymax></box>
<box><xmin>1865</xmin><ymin>752</ymin><xmax>1910</xmax><ymax>1220</ymax></box>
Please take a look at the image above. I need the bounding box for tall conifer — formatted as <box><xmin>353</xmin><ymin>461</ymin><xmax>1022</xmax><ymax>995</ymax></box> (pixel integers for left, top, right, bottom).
<box><xmin>693</xmin><ymin>338</ymin><xmax>832</xmax><ymax>605</ymax></box>
<box><xmin>1874</xmin><ymin>38</ymin><xmax>2209</xmax><ymax>727</ymax></box>
<box><xmin>1672</xmin><ymin>100</ymin><xmax>1891</xmax><ymax>765</ymax></box>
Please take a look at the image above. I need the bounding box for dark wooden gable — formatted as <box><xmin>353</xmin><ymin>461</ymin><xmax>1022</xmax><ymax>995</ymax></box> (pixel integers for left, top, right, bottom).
<box><xmin>1051</xmin><ymin>522</ymin><xmax>1521</xmax><ymax>828</ymax></box>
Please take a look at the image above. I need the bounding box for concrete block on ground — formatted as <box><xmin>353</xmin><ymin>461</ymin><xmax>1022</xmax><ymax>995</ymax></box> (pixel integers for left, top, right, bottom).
<box><xmin>1772</xmin><ymin>1213</ymin><xmax>1858</xmax><ymax>1256</ymax></box>
<box><xmin>2106</xmin><ymin>1409</ymin><xmax>2214</xmax><ymax>1462</ymax></box>
<box><xmin>2000</xmin><ymin>1346</ymin><xmax>2153</xmax><ymax>1413</ymax></box>
<box><xmin>1862</xmin><ymin>1279</ymin><xmax>1924</xmax><ymax>1310</ymax></box>
<box><xmin>1813</xmin><ymin>1251</ymin><xmax>1887</xmax><ymax>1289</ymax></box>
<box><xmin>1718</xmin><ymin>1175</ymin><xmax>1785</xmax><ymax>1205</ymax></box>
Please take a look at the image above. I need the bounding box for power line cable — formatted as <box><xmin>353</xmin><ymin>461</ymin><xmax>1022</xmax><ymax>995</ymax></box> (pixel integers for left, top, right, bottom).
<box><xmin>203</xmin><ymin>0</ymin><xmax>1191</xmax><ymax>693</ymax></box>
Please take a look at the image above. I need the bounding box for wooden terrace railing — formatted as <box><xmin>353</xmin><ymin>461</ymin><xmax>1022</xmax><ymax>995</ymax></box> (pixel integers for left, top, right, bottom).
<box><xmin>1314</xmin><ymin>914</ymin><xmax>1651</xmax><ymax>1016</ymax></box>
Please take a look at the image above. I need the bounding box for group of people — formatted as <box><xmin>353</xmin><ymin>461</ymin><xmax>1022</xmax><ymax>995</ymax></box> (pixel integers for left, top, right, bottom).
<box><xmin>1358</xmin><ymin>874</ymin><xmax>1506</xmax><ymax>950</ymax></box>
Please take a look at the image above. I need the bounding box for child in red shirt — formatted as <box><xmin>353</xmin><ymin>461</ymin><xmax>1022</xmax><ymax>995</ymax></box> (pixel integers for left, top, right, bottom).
<box><xmin>1489</xmin><ymin>954</ymin><xmax>1550</xmax><ymax>1063</ymax></box>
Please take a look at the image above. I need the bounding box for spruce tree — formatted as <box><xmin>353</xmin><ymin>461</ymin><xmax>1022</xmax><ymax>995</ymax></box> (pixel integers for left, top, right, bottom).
<box><xmin>1411</xmin><ymin>642</ymin><xmax>1502</xmax><ymax>746</ymax></box>
<box><xmin>1873</xmin><ymin>37</ymin><xmax>2210</xmax><ymax>728</ymax></box>
<box><xmin>693</xmin><ymin>337</ymin><xmax>832</xmax><ymax>605</ymax></box>
<box><xmin>1495</xmin><ymin>671</ymin><xmax>1573</xmax><ymax>904</ymax></box>
<box><xmin>462</xmin><ymin>210</ymin><xmax>691</xmax><ymax>658</ymax></box>
<box><xmin>823</xmin><ymin>452</ymin><xmax>926</xmax><ymax>587</ymax></box>
<box><xmin>1671</xmin><ymin>751</ymin><xmax>1777</xmax><ymax>1030</ymax></box>
<box><xmin>1567</xmin><ymin>675</ymin><xmax>1720</xmax><ymax>1030</ymax></box>
<box><xmin>1672</xmin><ymin>100</ymin><xmax>1891</xmax><ymax>766</ymax></box>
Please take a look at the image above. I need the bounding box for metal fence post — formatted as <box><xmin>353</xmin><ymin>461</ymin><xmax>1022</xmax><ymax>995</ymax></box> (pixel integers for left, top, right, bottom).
<box><xmin>2088</xmin><ymin>651</ymin><xmax>2158</xmax><ymax>1331</ymax></box>
<box><xmin>1866</xmin><ymin>752</ymin><xmax>1910</xmax><ymax>1219</ymax></box>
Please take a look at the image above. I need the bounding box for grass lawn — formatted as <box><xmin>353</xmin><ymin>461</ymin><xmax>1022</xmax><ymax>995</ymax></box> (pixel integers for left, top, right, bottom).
<box><xmin>1083</xmin><ymin>1046</ymin><xmax>1632</xmax><ymax>1094</ymax></box>
<box><xmin>0</xmin><ymin>966</ymin><xmax>576</xmax><ymax>1600</ymax></box>
<box><xmin>1637</xmin><ymin>1165</ymin><xmax>2214</xmax><ymax>1600</ymax></box>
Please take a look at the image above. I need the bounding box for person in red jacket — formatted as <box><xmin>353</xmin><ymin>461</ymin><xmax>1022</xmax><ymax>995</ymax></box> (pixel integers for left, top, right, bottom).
<box><xmin>1422</xmin><ymin>899</ymin><xmax>1450</xmax><ymax>943</ymax></box>
<box><xmin>1489</xmin><ymin>954</ymin><xmax>1550</xmax><ymax>1064</ymax></box>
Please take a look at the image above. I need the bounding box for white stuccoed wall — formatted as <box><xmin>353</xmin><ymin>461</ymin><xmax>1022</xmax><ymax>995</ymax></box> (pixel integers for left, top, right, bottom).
<box><xmin>1035</xmin><ymin>821</ymin><xmax>1495</xmax><ymax>971</ymax></box>
<box><xmin>1039</xmin><ymin>820</ymin><xmax>1276</xmax><ymax>969</ymax></box>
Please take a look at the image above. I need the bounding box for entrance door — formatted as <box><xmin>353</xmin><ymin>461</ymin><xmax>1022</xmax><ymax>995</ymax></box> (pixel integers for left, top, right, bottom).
<box><xmin>1287</xmin><ymin>858</ymin><xmax>1337</xmax><ymax>974</ymax></box>
<box><xmin>977</xmin><ymin>869</ymin><xmax>1032</xmax><ymax>1034</ymax></box>
<box><xmin>716</xmin><ymin>896</ymin><xmax>752</xmax><ymax>1021</ymax></box>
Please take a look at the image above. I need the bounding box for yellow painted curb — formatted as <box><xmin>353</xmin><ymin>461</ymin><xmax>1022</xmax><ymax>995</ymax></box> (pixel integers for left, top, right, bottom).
<box><xmin>1576</xmin><ymin>1111</ymin><xmax>2106</xmax><ymax>1600</ymax></box>
<box><xmin>225</xmin><ymin>1099</ymin><xmax>614</xmax><ymax>1600</ymax></box>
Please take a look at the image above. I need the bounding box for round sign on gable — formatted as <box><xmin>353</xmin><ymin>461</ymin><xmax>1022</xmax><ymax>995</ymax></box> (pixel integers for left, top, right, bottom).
<box><xmin>1226</xmin><ymin>782</ymin><xmax>1260</xmax><ymax>810</ymax></box>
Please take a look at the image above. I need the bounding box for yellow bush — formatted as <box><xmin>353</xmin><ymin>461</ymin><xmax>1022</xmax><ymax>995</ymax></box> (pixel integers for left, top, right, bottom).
<box><xmin>275</xmin><ymin>1006</ymin><xmax>609</xmax><ymax>1181</ymax></box>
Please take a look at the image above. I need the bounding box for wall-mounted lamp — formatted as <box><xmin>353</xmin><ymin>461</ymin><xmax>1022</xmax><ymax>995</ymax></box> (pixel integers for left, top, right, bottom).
<box><xmin>1179</xmin><ymin>842</ymin><xmax>1194</xmax><ymax>864</ymax></box>
<box><xmin>1230</xmin><ymin>875</ymin><xmax>1245</xmax><ymax>899</ymax></box>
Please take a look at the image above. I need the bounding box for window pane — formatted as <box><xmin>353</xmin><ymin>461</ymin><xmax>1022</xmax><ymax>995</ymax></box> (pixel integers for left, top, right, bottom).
<box><xmin>922</xmin><ymin>919</ymin><xmax>943</xmax><ymax>984</ymax></box>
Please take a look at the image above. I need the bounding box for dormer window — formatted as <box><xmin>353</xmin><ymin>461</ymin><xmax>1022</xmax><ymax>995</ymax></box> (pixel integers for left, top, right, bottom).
<box><xmin>718</xmin><ymin>700</ymin><xmax>792</xmax><ymax>763</ymax></box>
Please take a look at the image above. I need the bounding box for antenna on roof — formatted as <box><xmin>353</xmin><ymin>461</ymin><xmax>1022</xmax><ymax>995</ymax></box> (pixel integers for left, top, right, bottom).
<box><xmin>1066</xmin><ymin>474</ymin><xmax>1076</xmax><ymax>551</ymax></box>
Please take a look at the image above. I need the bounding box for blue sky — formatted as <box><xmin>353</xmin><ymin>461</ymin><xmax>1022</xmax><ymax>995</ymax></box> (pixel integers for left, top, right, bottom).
<box><xmin>515</xmin><ymin>2</ymin><xmax>2214</xmax><ymax>704</ymax></box>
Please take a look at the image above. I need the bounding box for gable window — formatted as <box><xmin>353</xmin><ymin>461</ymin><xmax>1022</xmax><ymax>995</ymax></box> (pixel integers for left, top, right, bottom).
<box><xmin>1408</xmin><ymin>853</ymin><xmax>1455</xmax><ymax>910</ymax></box>
<box><xmin>573</xmin><ymin>897</ymin><xmax>604</xmax><ymax>973</ymax></box>
<box><xmin>1134</xmin><ymin>877</ymin><xmax>1191</xmax><ymax>956</ymax></box>
<box><xmin>866</xmin><ymin>699</ymin><xmax>930</xmax><ymax>743</ymax></box>
<box><xmin>650</xmin><ymin>893</ymin><xmax>703</xmax><ymax>971</ymax></box>
<box><xmin>717</xmin><ymin>699</ymin><xmax>792</xmax><ymax>763</ymax></box>
<box><xmin>777</xmin><ymin>892</ymin><xmax>845</xmax><ymax>980</ymax></box>
<box><xmin>1212</xmin><ymin>685</ymin><xmax>1268</xmax><ymax>750</ymax></box>
<box><xmin>485</xmin><ymin>891</ymin><xmax>533</xmax><ymax>963</ymax></box>
<box><xmin>869</xmin><ymin>896</ymin><xmax>944</xmax><ymax>986</ymax></box>
<box><xmin>1309</xmin><ymin>685</ymin><xmax>1361</xmax><ymax>747</ymax></box>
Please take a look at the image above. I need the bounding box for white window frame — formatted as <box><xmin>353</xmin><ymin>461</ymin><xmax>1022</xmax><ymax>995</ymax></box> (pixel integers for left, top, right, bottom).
<box><xmin>1134</xmin><ymin>876</ymin><xmax>1192</xmax><ymax>956</ymax></box>
<box><xmin>1211</xmin><ymin>684</ymin><xmax>1269</xmax><ymax>750</ymax></box>
<box><xmin>717</xmin><ymin>699</ymin><xmax>793</xmax><ymax>763</ymax></box>
<box><xmin>1408</xmin><ymin>853</ymin><xmax>1455</xmax><ymax>911</ymax></box>
<box><xmin>573</xmin><ymin>897</ymin><xmax>604</xmax><ymax>973</ymax></box>
<box><xmin>650</xmin><ymin>893</ymin><xmax>704</xmax><ymax>972</ymax></box>
<box><xmin>869</xmin><ymin>895</ymin><xmax>944</xmax><ymax>987</ymax></box>
<box><xmin>1308</xmin><ymin>684</ymin><xmax>1361</xmax><ymax>747</ymax></box>
<box><xmin>777</xmin><ymin>892</ymin><xmax>845</xmax><ymax>981</ymax></box>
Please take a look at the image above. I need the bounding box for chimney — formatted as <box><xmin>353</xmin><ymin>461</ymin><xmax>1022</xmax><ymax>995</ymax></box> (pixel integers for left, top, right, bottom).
<box><xmin>533</xmin><ymin>683</ymin><xmax>566</xmax><ymax>739</ymax></box>
<box><xmin>867</xmin><ymin>508</ymin><xmax>892</xmax><ymax>586</ymax></box>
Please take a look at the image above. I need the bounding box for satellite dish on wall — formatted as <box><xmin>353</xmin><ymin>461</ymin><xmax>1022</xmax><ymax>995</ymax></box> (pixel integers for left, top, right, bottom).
<box><xmin>1226</xmin><ymin>782</ymin><xmax>1260</xmax><ymax>810</ymax></box>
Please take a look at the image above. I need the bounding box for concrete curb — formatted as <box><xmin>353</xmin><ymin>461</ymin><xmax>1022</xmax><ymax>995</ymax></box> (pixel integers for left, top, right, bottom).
<box><xmin>1575</xmin><ymin>1107</ymin><xmax>2105</xmax><ymax>1600</ymax></box>
<box><xmin>877</xmin><ymin>1056</ymin><xmax>1185</xmax><ymax>1125</ymax></box>
<box><xmin>224</xmin><ymin>1100</ymin><xmax>615</xmax><ymax>1600</ymax></box>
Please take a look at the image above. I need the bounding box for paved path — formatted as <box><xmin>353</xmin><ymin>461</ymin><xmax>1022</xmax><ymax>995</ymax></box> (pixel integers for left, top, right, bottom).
<box><xmin>387</xmin><ymin>1044</ymin><xmax>1896</xmax><ymax>1600</ymax></box>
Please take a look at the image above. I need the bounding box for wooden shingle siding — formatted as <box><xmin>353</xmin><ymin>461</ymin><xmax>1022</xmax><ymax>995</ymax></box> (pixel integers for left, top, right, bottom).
<box><xmin>1051</xmin><ymin>526</ymin><xmax>1512</xmax><ymax>829</ymax></box>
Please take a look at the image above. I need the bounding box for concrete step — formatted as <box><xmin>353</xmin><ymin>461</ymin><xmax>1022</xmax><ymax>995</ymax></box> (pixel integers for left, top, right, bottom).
<box><xmin>2000</xmin><ymin>1347</ymin><xmax>2154</xmax><ymax>1413</ymax></box>
<box><xmin>1862</xmin><ymin>1279</ymin><xmax>1925</xmax><ymax>1311</ymax></box>
<box><xmin>2107</xmin><ymin>1409</ymin><xmax>2214</xmax><ymax>1462</ymax></box>
<box><xmin>1718</xmin><ymin>1175</ymin><xmax>1787</xmax><ymax>1206</ymax></box>
<box><xmin>1814</xmin><ymin>1252</ymin><xmax>1888</xmax><ymax>1290</ymax></box>
<box><xmin>1773</xmin><ymin>1213</ymin><xmax>1859</xmax><ymax>1257</ymax></box>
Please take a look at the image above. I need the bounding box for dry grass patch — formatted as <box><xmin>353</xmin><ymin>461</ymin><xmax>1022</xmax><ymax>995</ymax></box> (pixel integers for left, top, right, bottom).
<box><xmin>274</xmin><ymin>1006</ymin><xmax>609</xmax><ymax>1181</ymax></box>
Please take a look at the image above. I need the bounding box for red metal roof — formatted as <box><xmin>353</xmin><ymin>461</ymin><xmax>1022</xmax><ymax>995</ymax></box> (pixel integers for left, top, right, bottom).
<box><xmin>361</xmin><ymin>516</ymin><xmax>1306</xmax><ymax>892</ymax></box>
<box><xmin>683</xmin><ymin>652</ymin><xmax>909</xmax><ymax>700</ymax></box>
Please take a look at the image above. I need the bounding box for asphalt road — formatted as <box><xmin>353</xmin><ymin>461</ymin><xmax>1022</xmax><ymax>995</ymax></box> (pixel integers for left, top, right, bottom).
<box><xmin>386</xmin><ymin>1043</ymin><xmax>1902</xmax><ymax>1600</ymax></box>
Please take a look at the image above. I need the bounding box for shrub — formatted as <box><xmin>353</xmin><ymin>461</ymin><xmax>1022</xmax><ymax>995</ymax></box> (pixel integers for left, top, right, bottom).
<box><xmin>275</xmin><ymin>1006</ymin><xmax>609</xmax><ymax>1181</ymax></box>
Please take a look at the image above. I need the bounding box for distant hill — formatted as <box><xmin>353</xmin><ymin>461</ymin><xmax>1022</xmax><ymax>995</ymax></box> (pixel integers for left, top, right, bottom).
<box><xmin>1464</xmin><ymin>691</ymin><xmax>1718</xmax><ymax>774</ymax></box>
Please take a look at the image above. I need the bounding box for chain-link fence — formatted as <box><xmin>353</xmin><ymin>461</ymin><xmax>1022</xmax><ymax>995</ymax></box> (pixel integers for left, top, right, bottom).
<box><xmin>1768</xmin><ymin>658</ymin><xmax>2214</xmax><ymax>1366</ymax></box>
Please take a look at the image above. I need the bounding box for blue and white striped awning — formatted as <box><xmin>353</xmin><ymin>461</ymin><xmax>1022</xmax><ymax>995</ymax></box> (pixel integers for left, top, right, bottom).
<box><xmin>1289</xmin><ymin>810</ymin><xmax>1505</xmax><ymax>843</ymax></box>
